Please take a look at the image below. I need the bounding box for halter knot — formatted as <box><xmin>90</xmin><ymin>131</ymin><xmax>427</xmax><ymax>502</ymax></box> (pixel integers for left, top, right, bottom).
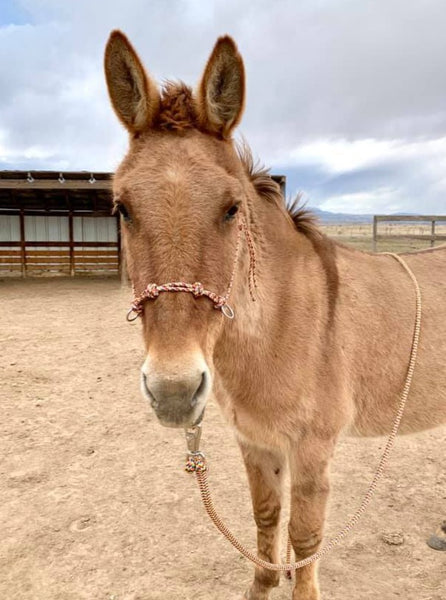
<box><xmin>192</xmin><ymin>282</ymin><xmax>204</xmax><ymax>297</ymax></box>
<box><xmin>185</xmin><ymin>452</ymin><xmax>207</xmax><ymax>473</ymax></box>
<box><xmin>213</xmin><ymin>296</ymin><xmax>226</xmax><ymax>309</ymax></box>
<box><xmin>145</xmin><ymin>283</ymin><xmax>160</xmax><ymax>299</ymax></box>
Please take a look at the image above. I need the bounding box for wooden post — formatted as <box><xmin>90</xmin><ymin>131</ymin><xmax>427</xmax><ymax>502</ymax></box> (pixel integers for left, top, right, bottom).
<box><xmin>120</xmin><ymin>231</ymin><xmax>128</xmax><ymax>287</ymax></box>
<box><xmin>19</xmin><ymin>207</ymin><xmax>26</xmax><ymax>277</ymax></box>
<box><xmin>372</xmin><ymin>216</ymin><xmax>377</xmax><ymax>252</ymax></box>
<box><xmin>431</xmin><ymin>219</ymin><xmax>436</xmax><ymax>248</ymax></box>
<box><xmin>69</xmin><ymin>210</ymin><xmax>74</xmax><ymax>276</ymax></box>
<box><xmin>116</xmin><ymin>213</ymin><xmax>127</xmax><ymax>286</ymax></box>
<box><xmin>67</xmin><ymin>193</ymin><xmax>74</xmax><ymax>276</ymax></box>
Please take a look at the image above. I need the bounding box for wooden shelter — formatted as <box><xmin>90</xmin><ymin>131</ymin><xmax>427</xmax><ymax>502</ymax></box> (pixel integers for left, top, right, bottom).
<box><xmin>0</xmin><ymin>171</ymin><xmax>119</xmax><ymax>277</ymax></box>
<box><xmin>0</xmin><ymin>171</ymin><xmax>286</xmax><ymax>277</ymax></box>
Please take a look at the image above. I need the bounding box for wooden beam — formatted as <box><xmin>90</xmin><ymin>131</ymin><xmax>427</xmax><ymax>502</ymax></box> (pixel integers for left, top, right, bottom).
<box><xmin>0</xmin><ymin>179</ymin><xmax>112</xmax><ymax>191</ymax></box>
<box><xmin>374</xmin><ymin>215</ymin><xmax>446</xmax><ymax>222</ymax></box>
<box><xmin>0</xmin><ymin>210</ymin><xmax>112</xmax><ymax>217</ymax></box>
<box><xmin>375</xmin><ymin>234</ymin><xmax>446</xmax><ymax>241</ymax></box>
<box><xmin>0</xmin><ymin>241</ymin><xmax>118</xmax><ymax>248</ymax></box>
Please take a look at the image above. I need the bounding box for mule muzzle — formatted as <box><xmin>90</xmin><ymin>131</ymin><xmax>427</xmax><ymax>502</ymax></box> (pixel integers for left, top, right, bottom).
<box><xmin>141</xmin><ymin>366</ymin><xmax>209</xmax><ymax>428</ymax></box>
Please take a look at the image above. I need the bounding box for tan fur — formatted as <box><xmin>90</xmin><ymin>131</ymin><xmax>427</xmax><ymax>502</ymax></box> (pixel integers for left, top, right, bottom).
<box><xmin>196</xmin><ymin>36</ymin><xmax>245</xmax><ymax>138</ymax></box>
<box><xmin>105</xmin><ymin>32</ymin><xmax>446</xmax><ymax>600</ymax></box>
<box><xmin>104</xmin><ymin>31</ymin><xmax>160</xmax><ymax>133</ymax></box>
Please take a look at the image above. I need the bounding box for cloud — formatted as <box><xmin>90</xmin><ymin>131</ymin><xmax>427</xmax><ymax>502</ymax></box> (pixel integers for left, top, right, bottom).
<box><xmin>281</xmin><ymin>137</ymin><xmax>446</xmax><ymax>213</ymax></box>
<box><xmin>1</xmin><ymin>0</ymin><xmax>446</xmax><ymax>213</ymax></box>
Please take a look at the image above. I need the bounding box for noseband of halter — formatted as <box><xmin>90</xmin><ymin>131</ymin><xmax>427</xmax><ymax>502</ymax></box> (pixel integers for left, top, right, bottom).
<box><xmin>126</xmin><ymin>217</ymin><xmax>257</xmax><ymax>322</ymax></box>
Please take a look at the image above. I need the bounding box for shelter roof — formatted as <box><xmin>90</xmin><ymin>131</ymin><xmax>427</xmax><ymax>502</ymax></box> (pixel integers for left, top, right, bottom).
<box><xmin>0</xmin><ymin>170</ymin><xmax>285</xmax><ymax>215</ymax></box>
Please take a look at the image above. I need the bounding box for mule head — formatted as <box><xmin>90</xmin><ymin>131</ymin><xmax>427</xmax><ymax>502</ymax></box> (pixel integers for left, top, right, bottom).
<box><xmin>104</xmin><ymin>31</ymin><xmax>254</xmax><ymax>428</ymax></box>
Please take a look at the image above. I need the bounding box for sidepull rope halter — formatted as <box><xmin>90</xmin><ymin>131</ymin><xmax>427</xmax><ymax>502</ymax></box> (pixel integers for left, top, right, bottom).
<box><xmin>126</xmin><ymin>217</ymin><xmax>257</xmax><ymax>322</ymax></box>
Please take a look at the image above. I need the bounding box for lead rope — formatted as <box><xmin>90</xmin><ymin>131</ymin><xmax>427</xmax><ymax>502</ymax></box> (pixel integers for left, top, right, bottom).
<box><xmin>185</xmin><ymin>252</ymin><xmax>422</xmax><ymax>573</ymax></box>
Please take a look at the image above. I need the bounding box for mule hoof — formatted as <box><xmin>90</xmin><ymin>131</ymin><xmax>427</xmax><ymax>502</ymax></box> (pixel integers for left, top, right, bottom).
<box><xmin>242</xmin><ymin>587</ymin><xmax>270</xmax><ymax>600</ymax></box>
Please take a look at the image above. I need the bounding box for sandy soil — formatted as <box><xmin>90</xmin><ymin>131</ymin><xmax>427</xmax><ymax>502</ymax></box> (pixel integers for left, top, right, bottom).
<box><xmin>0</xmin><ymin>278</ymin><xmax>444</xmax><ymax>600</ymax></box>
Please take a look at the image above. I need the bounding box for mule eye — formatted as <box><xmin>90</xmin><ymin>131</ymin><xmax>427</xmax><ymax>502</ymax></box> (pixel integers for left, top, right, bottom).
<box><xmin>114</xmin><ymin>201</ymin><xmax>131</xmax><ymax>223</ymax></box>
<box><xmin>225</xmin><ymin>204</ymin><xmax>239</xmax><ymax>221</ymax></box>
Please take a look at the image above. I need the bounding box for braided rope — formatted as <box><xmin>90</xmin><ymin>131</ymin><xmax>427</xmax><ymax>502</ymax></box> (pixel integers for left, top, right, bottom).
<box><xmin>127</xmin><ymin>217</ymin><xmax>256</xmax><ymax>321</ymax></box>
<box><xmin>240</xmin><ymin>219</ymin><xmax>258</xmax><ymax>302</ymax></box>
<box><xmin>186</xmin><ymin>252</ymin><xmax>422</xmax><ymax>572</ymax></box>
<box><xmin>130</xmin><ymin>281</ymin><xmax>228</xmax><ymax>314</ymax></box>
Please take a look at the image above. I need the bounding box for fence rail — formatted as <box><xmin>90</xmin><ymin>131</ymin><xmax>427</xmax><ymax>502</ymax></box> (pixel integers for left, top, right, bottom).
<box><xmin>372</xmin><ymin>215</ymin><xmax>446</xmax><ymax>252</ymax></box>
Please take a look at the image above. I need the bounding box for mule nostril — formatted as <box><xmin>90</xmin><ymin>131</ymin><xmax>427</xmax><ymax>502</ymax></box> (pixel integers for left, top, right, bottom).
<box><xmin>193</xmin><ymin>371</ymin><xmax>207</xmax><ymax>404</ymax></box>
<box><xmin>141</xmin><ymin>372</ymin><xmax>159</xmax><ymax>408</ymax></box>
<box><xmin>195</xmin><ymin>371</ymin><xmax>206</xmax><ymax>396</ymax></box>
<box><xmin>142</xmin><ymin>372</ymin><xmax>149</xmax><ymax>393</ymax></box>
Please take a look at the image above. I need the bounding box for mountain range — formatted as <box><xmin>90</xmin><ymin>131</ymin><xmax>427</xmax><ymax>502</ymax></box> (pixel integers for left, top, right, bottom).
<box><xmin>308</xmin><ymin>208</ymin><xmax>373</xmax><ymax>224</ymax></box>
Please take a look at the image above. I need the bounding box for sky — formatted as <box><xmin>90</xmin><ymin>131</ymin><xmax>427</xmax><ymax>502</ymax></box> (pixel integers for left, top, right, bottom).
<box><xmin>1</xmin><ymin>0</ymin><xmax>446</xmax><ymax>214</ymax></box>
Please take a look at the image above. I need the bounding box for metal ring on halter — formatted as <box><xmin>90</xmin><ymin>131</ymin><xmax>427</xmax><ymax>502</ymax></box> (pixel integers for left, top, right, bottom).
<box><xmin>126</xmin><ymin>308</ymin><xmax>140</xmax><ymax>322</ymax></box>
<box><xmin>221</xmin><ymin>303</ymin><xmax>235</xmax><ymax>319</ymax></box>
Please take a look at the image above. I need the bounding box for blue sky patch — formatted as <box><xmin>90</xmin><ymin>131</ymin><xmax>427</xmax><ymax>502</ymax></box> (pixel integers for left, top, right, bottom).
<box><xmin>0</xmin><ymin>1</ymin><xmax>30</xmax><ymax>27</ymax></box>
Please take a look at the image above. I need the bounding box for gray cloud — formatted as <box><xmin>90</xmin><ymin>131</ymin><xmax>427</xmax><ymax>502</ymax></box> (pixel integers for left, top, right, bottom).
<box><xmin>1</xmin><ymin>0</ymin><xmax>446</xmax><ymax>213</ymax></box>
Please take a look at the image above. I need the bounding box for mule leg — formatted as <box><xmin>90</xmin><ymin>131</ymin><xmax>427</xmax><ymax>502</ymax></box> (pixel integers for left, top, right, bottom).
<box><xmin>288</xmin><ymin>440</ymin><xmax>333</xmax><ymax>600</ymax></box>
<box><xmin>239</xmin><ymin>441</ymin><xmax>285</xmax><ymax>600</ymax></box>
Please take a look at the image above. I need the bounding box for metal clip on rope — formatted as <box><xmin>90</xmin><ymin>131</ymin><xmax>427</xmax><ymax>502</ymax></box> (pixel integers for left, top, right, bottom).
<box><xmin>185</xmin><ymin>424</ymin><xmax>207</xmax><ymax>474</ymax></box>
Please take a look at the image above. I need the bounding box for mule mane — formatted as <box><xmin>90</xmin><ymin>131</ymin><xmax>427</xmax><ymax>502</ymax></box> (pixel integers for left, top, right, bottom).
<box><xmin>237</xmin><ymin>142</ymin><xmax>320</xmax><ymax>238</ymax></box>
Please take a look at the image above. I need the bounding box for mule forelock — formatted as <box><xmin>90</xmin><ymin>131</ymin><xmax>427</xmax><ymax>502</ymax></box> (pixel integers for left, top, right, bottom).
<box><xmin>156</xmin><ymin>81</ymin><xmax>198</xmax><ymax>132</ymax></box>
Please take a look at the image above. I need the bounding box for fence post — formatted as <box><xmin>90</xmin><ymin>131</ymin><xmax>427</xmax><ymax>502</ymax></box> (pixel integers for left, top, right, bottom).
<box><xmin>431</xmin><ymin>219</ymin><xmax>436</xmax><ymax>248</ymax></box>
<box><xmin>372</xmin><ymin>216</ymin><xmax>377</xmax><ymax>252</ymax></box>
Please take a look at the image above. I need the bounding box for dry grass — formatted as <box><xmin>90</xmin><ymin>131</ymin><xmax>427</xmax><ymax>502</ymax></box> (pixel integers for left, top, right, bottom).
<box><xmin>320</xmin><ymin>222</ymin><xmax>446</xmax><ymax>252</ymax></box>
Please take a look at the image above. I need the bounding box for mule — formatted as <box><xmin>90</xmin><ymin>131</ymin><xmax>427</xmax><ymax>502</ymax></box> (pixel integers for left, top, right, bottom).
<box><xmin>104</xmin><ymin>31</ymin><xmax>446</xmax><ymax>600</ymax></box>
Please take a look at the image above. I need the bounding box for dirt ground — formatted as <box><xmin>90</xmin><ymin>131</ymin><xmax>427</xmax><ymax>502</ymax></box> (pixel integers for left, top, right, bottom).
<box><xmin>0</xmin><ymin>278</ymin><xmax>444</xmax><ymax>600</ymax></box>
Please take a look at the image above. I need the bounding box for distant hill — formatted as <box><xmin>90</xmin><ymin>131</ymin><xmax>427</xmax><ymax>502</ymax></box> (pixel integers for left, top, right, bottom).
<box><xmin>309</xmin><ymin>207</ymin><xmax>373</xmax><ymax>224</ymax></box>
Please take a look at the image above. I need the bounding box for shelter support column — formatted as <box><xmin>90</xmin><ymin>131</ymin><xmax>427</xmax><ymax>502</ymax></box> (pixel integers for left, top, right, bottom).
<box><xmin>19</xmin><ymin>207</ymin><xmax>26</xmax><ymax>278</ymax></box>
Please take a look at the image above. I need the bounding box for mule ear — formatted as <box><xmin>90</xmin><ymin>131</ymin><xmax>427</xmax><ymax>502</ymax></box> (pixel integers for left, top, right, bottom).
<box><xmin>104</xmin><ymin>30</ymin><xmax>160</xmax><ymax>133</ymax></box>
<box><xmin>196</xmin><ymin>36</ymin><xmax>245</xmax><ymax>138</ymax></box>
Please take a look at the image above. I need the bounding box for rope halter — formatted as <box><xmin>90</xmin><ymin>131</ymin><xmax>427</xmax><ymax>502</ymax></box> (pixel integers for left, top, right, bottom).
<box><xmin>126</xmin><ymin>217</ymin><xmax>257</xmax><ymax>322</ymax></box>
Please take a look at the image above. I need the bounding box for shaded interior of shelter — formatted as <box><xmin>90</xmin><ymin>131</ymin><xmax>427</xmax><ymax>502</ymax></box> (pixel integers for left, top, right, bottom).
<box><xmin>0</xmin><ymin>171</ymin><xmax>285</xmax><ymax>277</ymax></box>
